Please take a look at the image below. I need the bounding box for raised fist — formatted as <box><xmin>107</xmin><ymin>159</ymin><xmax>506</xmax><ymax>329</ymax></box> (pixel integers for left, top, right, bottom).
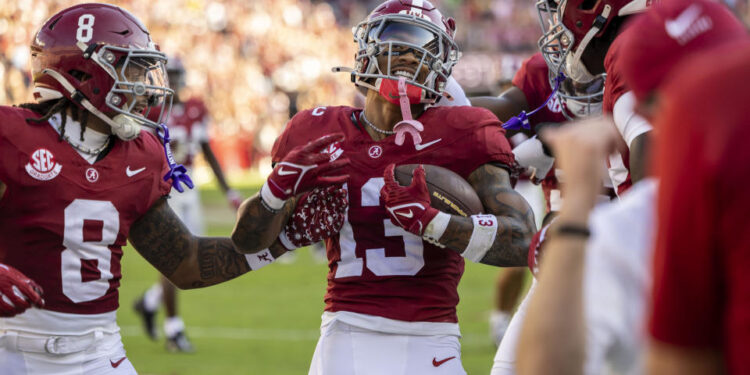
<box><xmin>0</xmin><ymin>263</ymin><xmax>44</xmax><ymax>318</ymax></box>
<box><xmin>380</xmin><ymin>164</ymin><xmax>439</xmax><ymax>236</ymax></box>
<box><xmin>261</xmin><ymin>133</ymin><xmax>349</xmax><ymax>211</ymax></box>
<box><xmin>279</xmin><ymin>185</ymin><xmax>349</xmax><ymax>250</ymax></box>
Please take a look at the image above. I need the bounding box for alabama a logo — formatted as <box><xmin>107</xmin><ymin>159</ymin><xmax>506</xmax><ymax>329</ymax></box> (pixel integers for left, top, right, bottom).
<box><xmin>25</xmin><ymin>148</ymin><xmax>62</xmax><ymax>181</ymax></box>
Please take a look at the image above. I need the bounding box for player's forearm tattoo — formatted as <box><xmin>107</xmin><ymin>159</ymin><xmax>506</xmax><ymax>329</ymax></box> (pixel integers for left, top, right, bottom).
<box><xmin>195</xmin><ymin>237</ymin><xmax>250</xmax><ymax>287</ymax></box>
<box><xmin>231</xmin><ymin>194</ymin><xmax>295</xmax><ymax>253</ymax></box>
<box><xmin>129</xmin><ymin>197</ymin><xmax>250</xmax><ymax>287</ymax></box>
<box><xmin>440</xmin><ymin>164</ymin><xmax>536</xmax><ymax>267</ymax></box>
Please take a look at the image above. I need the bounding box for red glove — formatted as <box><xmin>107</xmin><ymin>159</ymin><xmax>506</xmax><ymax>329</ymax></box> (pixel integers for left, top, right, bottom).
<box><xmin>279</xmin><ymin>185</ymin><xmax>349</xmax><ymax>250</ymax></box>
<box><xmin>0</xmin><ymin>263</ymin><xmax>44</xmax><ymax>317</ymax></box>
<box><xmin>528</xmin><ymin>222</ymin><xmax>552</xmax><ymax>277</ymax></box>
<box><xmin>261</xmin><ymin>133</ymin><xmax>349</xmax><ymax>211</ymax></box>
<box><xmin>380</xmin><ymin>164</ymin><xmax>439</xmax><ymax>236</ymax></box>
<box><xmin>226</xmin><ymin>189</ymin><xmax>243</xmax><ymax>210</ymax></box>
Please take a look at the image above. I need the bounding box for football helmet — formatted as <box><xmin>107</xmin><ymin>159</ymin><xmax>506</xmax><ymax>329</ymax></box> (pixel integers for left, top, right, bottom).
<box><xmin>30</xmin><ymin>3</ymin><xmax>172</xmax><ymax>140</ymax></box>
<box><xmin>557</xmin><ymin>73</ymin><xmax>604</xmax><ymax>119</ymax></box>
<box><xmin>166</xmin><ymin>57</ymin><xmax>186</xmax><ymax>93</ymax></box>
<box><xmin>342</xmin><ymin>0</ymin><xmax>460</xmax><ymax>104</ymax></box>
<box><xmin>537</xmin><ymin>0</ymin><xmax>650</xmax><ymax>82</ymax></box>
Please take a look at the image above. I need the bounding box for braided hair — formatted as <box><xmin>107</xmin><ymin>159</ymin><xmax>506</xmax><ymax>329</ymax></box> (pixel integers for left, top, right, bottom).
<box><xmin>18</xmin><ymin>99</ymin><xmax>90</xmax><ymax>142</ymax></box>
<box><xmin>18</xmin><ymin>70</ymin><xmax>92</xmax><ymax>142</ymax></box>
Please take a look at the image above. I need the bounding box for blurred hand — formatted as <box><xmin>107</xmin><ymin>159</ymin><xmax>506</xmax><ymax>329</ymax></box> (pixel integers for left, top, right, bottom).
<box><xmin>279</xmin><ymin>185</ymin><xmax>348</xmax><ymax>250</ymax></box>
<box><xmin>540</xmin><ymin>116</ymin><xmax>619</xmax><ymax>217</ymax></box>
<box><xmin>261</xmin><ymin>133</ymin><xmax>349</xmax><ymax>210</ymax></box>
<box><xmin>0</xmin><ymin>263</ymin><xmax>44</xmax><ymax>318</ymax></box>
<box><xmin>226</xmin><ymin>189</ymin><xmax>243</xmax><ymax>211</ymax></box>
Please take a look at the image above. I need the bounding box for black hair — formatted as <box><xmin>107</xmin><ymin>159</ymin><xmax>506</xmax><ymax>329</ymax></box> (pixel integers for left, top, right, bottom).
<box><xmin>18</xmin><ymin>98</ymin><xmax>90</xmax><ymax>142</ymax></box>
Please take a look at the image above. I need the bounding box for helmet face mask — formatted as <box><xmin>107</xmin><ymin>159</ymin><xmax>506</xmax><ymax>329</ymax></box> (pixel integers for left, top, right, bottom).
<box><xmin>30</xmin><ymin>3</ymin><xmax>173</xmax><ymax>139</ymax></box>
<box><xmin>350</xmin><ymin>0</ymin><xmax>460</xmax><ymax>104</ymax></box>
<box><xmin>537</xmin><ymin>0</ymin><xmax>649</xmax><ymax>81</ymax></box>
<box><xmin>556</xmin><ymin>72</ymin><xmax>605</xmax><ymax>119</ymax></box>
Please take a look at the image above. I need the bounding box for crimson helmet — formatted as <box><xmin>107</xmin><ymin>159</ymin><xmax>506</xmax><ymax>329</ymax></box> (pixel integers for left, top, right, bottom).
<box><xmin>344</xmin><ymin>0</ymin><xmax>460</xmax><ymax>103</ymax></box>
<box><xmin>537</xmin><ymin>0</ymin><xmax>651</xmax><ymax>82</ymax></box>
<box><xmin>31</xmin><ymin>3</ymin><xmax>172</xmax><ymax>140</ymax></box>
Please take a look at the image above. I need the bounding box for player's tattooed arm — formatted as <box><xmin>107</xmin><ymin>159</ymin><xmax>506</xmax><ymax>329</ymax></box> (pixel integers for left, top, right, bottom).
<box><xmin>231</xmin><ymin>193</ymin><xmax>296</xmax><ymax>254</ymax></box>
<box><xmin>129</xmin><ymin>197</ymin><xmax>251</xmax><ymax>289</ymax></box>
<box><xmin>439</xmin><ymin>164</ymin><xmax>536</xmax><ymax>267</ymax></box>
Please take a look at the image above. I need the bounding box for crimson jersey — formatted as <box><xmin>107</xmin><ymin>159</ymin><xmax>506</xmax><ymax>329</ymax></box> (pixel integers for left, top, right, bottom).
<box><xmin>272</xmin><ymin>105</ymin><xmax>513</xmax><ymax>323</ymax></box>
<box><xmin>650</xmin><ymin>45</ymin><xmax>750</xmax><ymax>374</ymax></box>
<box><xmin>149</xmin><ymin>97</ymin><xmax>209</xmax><ymax>167</ymax></box>
<box><xmin>603</xmin><ymin>34</ymin><xmax>633</xmax><ymax>195</ymax></box>
<box><xmin>513</xmin><ymin>52</ymin><xmax>566</xmax><ymax>213</ymax></box>
<box><xmin>0</xmin><ymin>106</ymin><xmax>171</xmax><ymax>315</ymax></box>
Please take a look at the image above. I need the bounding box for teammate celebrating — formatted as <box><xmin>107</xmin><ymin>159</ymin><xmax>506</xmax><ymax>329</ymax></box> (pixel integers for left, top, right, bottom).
<box><xmin>254</xmin><ymin>1</ymin><xmax>536</xmax><ymax>373</ymax></box>
<box><xmin>538</xmin><ymin>0</ymin><xmax>651</xmax><ymax>195</ymax></box>
<box><xmin>0</xmin><ymin>3</ymin><xmax>346</xmax><ymax>373</ymax></box>
<box><xmin>133</xmin><ymin>58</ymin><xmax>241</xmax><ymax>353</ymax></box>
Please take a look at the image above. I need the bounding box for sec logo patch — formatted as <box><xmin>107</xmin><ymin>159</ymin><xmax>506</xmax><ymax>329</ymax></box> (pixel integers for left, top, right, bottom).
<box><xmin>25</xmin><ymin>148</ymin><xmax>62</xmax><ymax>181</ymax></box>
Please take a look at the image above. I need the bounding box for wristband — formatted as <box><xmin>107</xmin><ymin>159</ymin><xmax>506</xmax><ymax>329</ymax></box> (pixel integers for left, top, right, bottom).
<box><xmin>260</xmin><ymin>181</ymin><xmax>286</xmax><ymax>211</ymax></box>
<box><xmin>278</xmin><ymin>228</ymin><xmax>297</xmax><ymax>251</ymax></box>
<box><xmin>553</xmin><ymin>223</ymin><xmax>591</xmax><ymax>238</ymax></box>
<box><xmin>245</xmin><ymin>249</ymin><xmax>276</xmax><ymax>270</ymax></box>
<box><xmin>462</xmin><ymin>214</ymin><xmax>498</xmax><ymax>262</ymax></box>
<box><xmin>423</xmin><ymin>212</ymin><xmax>451</xmax><ymax>248</ymax></box>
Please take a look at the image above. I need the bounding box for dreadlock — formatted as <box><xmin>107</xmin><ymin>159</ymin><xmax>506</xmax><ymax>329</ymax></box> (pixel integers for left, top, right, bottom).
<box><xmin>18</xmin><ymin>98</ymin><xmax>90</xmax><ymax>142</ymax></box>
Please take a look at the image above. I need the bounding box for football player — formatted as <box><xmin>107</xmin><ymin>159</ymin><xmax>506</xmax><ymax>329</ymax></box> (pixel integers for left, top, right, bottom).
<box><xmin>538</xmin><ymin>0</ymin><xmax>652</xmax><ymax>196</ymax></box>
<box><xmin>0</xmin><ymin>3</ymin><xmax>346</xmax><ymax>374</ymax></box>
<box><xmin>471</xmin><ymin>48</ymin><xmax>608</xmax><ymax>345</ymax></box>
<box><xmin>249</xmin><ymin>1</ymin><xmax>536</xmax><ymax>373</ymax></box>
<box><xmin>133</xmin><ymin>57</ymin><xmax>242</xmax><ymax>353</ymax></box>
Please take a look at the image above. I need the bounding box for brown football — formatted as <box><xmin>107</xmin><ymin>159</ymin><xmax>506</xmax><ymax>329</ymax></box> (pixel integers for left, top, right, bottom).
<box><xmin>393</xmin><ymin>164</ymin><xmax>484</xmax><ymax>217</ymax></box>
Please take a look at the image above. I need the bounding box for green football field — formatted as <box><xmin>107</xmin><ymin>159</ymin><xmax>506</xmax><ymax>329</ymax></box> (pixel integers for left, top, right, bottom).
<box><xmin>118</xmin><ymin>183</ymin><xmax>531</xmax><ymax>375</ymax></box>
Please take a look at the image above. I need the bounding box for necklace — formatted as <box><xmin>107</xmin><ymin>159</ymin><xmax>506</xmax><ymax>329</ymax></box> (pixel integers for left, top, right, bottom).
<box><xmin>360</xmin><ymin>111</ymin><xmax>395</xmax><ymax>135</ymax></box>
<box><xmin>62</xmin><ymin>133</ymin><xmax>111</xmax><ymax>155</ymax></box>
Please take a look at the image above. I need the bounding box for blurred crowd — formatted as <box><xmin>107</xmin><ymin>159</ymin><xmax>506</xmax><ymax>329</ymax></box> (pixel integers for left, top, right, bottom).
<box><xmin>0</xmin><ymin>0</ymin><xmax>544</xmax><ymax>172</ymax></box>
<box><xmin>1</xmin><ymin>0</ymin><xmax>747</xmax><ymax>172</ymax></box>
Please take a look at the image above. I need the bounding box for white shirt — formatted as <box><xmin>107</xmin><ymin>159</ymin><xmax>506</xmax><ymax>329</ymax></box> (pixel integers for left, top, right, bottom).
<box><xmin>583</xmin><ymin>178</ymin><xmax>656</xmax><ymax>375</ymax></box>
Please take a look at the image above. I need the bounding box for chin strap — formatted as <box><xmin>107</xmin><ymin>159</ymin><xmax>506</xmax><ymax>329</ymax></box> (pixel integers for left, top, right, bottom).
<box><xmin>503</xmin><ymin>72</ymin><xmax>566</xmax><ymax>130</ymax></box>
<box><xmin>157</xmin><ymin>124</ymin><xmax>194</xmax><ymax>193</ymax></box>
<box><xmin>392</xmin><ymin>77</ymin><xmax>424</xmax><ymax>146</ymax></box>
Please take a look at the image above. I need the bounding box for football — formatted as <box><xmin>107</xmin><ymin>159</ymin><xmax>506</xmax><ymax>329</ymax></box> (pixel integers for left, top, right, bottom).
<box><xmin>394</xmin><ymin>164</ymin><xmax>484</xmax><ymax>217</ymax></box>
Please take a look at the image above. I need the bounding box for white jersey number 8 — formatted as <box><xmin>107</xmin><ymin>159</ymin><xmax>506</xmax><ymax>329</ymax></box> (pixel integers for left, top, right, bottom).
<box><xmin>61</xmin><ymin>199</ymin><xmax>119</xmax><ymax>303</ymax></box>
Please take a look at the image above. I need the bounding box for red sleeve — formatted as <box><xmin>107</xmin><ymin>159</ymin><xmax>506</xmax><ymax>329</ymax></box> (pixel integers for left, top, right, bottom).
<box><xmin>512</xmin><ymin>53</ymin><xmax>549</xmax><ymax>108</ymax></box>
<box><xmin>603</xmin><ymin>35</ymin><xmax>629</xmax><ymax>114</ymax></box>
<box><xmin>649</xmin><ymin>81</ymin><xmax>722</xmax><ymax>348</ymax></box>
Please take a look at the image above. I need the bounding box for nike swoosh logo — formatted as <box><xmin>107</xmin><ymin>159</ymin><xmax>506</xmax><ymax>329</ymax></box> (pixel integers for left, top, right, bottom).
<box><xmin>414</xmin><ymin>138</ymin><xmax>442</xmax><ymax>151</ymax></box>
<box><xmin>110</xmin><ymin>357</ymin><xmax>127</xmax><ymax>368</ymax></box>
<box><xmin>277</xmin><ymin>167</ymin><xmax>298</xmax><ymax>176</ymax></box>
<box><xmin>126</xmin><ymin>166</ymin><xmax>146</xmax><ymax>177</ymax></box>
<box><xmin>665</xmin><ymin>4</ymin><xmax>702</xmax><ymax>40</ymax></box>
<box><xmin>432</xmin><ymin>356</ymin><xmax>456</xmax><ymax>367</ymax></box>
<box><xmin>396</xmin><ymin>210</ymin><xmax>413</xmax><ymax>218</ymax></box>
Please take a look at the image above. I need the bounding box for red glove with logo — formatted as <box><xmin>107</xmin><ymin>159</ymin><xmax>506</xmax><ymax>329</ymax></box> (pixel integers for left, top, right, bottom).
<box><xmin>380</xmin><ymin>164</ymin><xmax>439</xmax><ymax>236</ymax></box>
<box><xmin>261</xmin><ymin>133</ymin><xmax>349</xmax><ymax>211</ymax></box>
<box><xmin>279</xmin><ymin>185</ymin><xmax>349</xmax><ymax>250</ymax></box>
<box><xmin>0</xmin><ymin>263</ymin><xmax>44</xmax><ymax>317</ymax></box>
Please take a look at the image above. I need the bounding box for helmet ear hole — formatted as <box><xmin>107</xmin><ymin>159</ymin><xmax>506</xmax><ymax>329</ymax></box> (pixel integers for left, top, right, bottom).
<box><xmin>68</xmin><ymin>70</ymin><xmax>91</xmax><ymax>83</ymax></box>
<box><xmin>580</xmin><ymin>0</ymin><xmax>598</xmax><ymax>11</ymax></box>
